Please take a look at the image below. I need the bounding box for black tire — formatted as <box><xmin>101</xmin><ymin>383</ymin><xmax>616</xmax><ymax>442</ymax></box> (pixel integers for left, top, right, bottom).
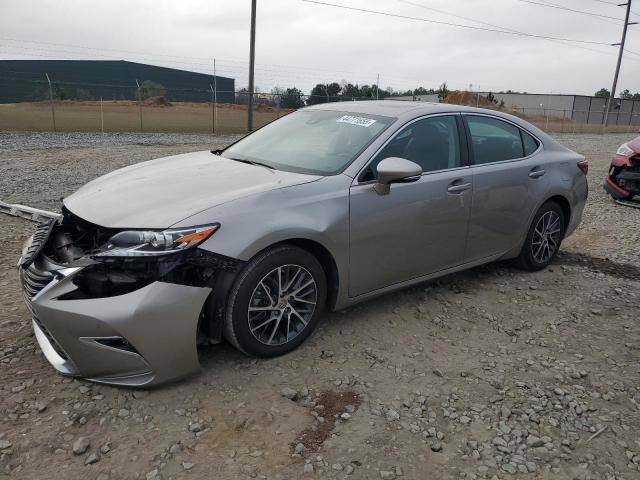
<box><xmin>515</xmin><ymin>201</ymin><xmax>566</xmax><ymax>271</ymax></box>
<box><xmin>223</xmin><ymin>245</ymin><xmax>326</xmax><ymax>357</ymax></box>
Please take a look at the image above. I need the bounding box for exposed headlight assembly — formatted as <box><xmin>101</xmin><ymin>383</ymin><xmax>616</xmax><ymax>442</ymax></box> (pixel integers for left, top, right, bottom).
<box><xmin>96</xmin><ymin>224</ymin><xmax>219</xmax><ymax>257</ymax></box>
<box><xmin>616</xmin><ymin>143</ymin><xmax>635</xmax><ymax>157</ymax></box>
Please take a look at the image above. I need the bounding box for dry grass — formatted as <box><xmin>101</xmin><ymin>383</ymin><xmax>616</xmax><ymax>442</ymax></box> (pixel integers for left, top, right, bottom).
<box><xmin>1</xmin><ymin>100</ymin><xmax>638</xmax><ymax>135</ymax></box>
<box><xmin>0</xmin><ymin>101</ymin><xmax>290</xmax><ymax>133</ymax></box>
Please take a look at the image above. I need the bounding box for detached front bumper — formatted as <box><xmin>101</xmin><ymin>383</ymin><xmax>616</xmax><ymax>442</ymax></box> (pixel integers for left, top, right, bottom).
<box><xmin>21</xmin><ymin>254</ymin><xmax>212</xmax><ymax>387</ymax></box>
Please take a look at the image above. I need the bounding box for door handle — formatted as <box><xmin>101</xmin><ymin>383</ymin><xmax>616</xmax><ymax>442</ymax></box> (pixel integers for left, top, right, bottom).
<box><xmin>447</xmin><ymin>182</ymin><xmax>472</xmax><ymax>193</ymax></box>
<box><xmin>529</xmin><ymin>168</ymin><xmax>546</xmax><ymax>178</ymax></box>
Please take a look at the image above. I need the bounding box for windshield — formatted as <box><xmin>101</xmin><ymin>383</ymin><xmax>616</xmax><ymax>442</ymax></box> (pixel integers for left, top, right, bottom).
<box><xmin>222</xmin><ymin>109</ymin><xmax>395</xmax><ymax>175</ymax></box>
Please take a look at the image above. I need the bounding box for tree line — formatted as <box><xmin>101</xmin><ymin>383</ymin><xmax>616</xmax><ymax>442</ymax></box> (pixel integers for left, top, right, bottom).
<box><xmin>235</xmin><ymin>82</ymin><xmax>452</xmax><ymax>109</ymax></box>
<box><xmin>594</xmin><ymin>88</ymin><xmax>640</xmax><ymax>100</ymax></box>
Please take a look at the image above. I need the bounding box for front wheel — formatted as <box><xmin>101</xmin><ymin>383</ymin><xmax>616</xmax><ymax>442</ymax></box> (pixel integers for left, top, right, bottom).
<box><xmin>223</xmin><ymin>245</ymin><xmax>326</xmax><ymax>357</ymax></box>
<box><xmin>515</xmin><ymin>201</ymin><xmax>566</xmax><ymax>271</ymax></box>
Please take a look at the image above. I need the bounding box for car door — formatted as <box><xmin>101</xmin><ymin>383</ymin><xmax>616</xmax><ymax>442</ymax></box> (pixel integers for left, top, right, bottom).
<box><xmin>349</xmin><ymin>114</ymin><xmax>473</xmax><ymax>297</ymax></box>
<box><xmin>462</xmin><ymin>114</ymin><xmax>550</xmax><ymax>263</ymax></box>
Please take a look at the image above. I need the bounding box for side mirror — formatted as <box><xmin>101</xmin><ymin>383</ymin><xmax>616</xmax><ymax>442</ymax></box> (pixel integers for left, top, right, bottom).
<box><xmin>374</xmin><ymin>157</ymin><xmax>422</xmax><ymax>195</ymax></box>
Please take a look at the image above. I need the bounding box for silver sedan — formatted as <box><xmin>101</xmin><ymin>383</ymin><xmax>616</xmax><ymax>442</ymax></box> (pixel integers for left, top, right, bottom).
<box><xmin>18</xmin><ymin>101</ymin><xmax>588</xmax><ymax>386</ymax></box>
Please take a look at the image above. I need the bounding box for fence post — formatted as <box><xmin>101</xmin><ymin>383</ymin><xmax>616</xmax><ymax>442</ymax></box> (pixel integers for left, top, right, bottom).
<box><xmin>544</xmin><ymin>109</ymin><xmax>549</xmax><ymax>131</ymax></box>
<box><xmin>45</xmin><ymin>73</ymin><xmax>57</xmax><ymax>132</ymax></box>
<box><xmin>209</xmin><ymin>84</ymin><xmax>215</xmax><ymax>134</ymax></box>
<box><xmin>135</xmin><ymin>79</ymin><xmax>143</xmax><ymax>132</ymax></box>
<box><xmin>100</xmin><ymin>96</ymin><xmax>104</xmax><ymax>134</ymax></box>
<box><xmin>213</xmin><ymin>58</ymin><xmax>218</xmax><ymax>134</ymax></box>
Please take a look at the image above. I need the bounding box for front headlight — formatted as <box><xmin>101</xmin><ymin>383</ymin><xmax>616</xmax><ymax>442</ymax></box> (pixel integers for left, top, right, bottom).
<box><xmin>616</xmin><ymin>143</ymin><xmax>635</xmax><ymax>157</ymax></box>
<box><xmin>95</xmin><ymin>224</ymin><xmax>219</xmax><ymax>257</ymax></box>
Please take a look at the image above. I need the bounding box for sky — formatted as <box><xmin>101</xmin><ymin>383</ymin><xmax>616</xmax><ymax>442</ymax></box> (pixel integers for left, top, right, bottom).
<box><xmin>1</xmin><ymin>0</ymin><xmax>639</xmax><ymax>96</ymax></box>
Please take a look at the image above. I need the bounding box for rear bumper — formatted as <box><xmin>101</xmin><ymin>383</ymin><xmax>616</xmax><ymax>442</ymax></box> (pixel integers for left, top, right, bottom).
<box><xmin>21</xmin><ymin>256</ymin><xmax>211</xmax><ymax>387</ymax></box>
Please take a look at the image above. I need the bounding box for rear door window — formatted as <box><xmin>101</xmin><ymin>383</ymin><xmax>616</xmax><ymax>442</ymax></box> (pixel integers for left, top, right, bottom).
<box><xmin>465</xmin><ymin>116</ymin><xmax>525</xmax><ymax>164</ymax></box>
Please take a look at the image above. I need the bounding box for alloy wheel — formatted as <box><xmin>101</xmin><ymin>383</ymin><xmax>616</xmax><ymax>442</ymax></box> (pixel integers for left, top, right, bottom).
<box><xmin>247</xmin><ymin>264</ymin><xmax>318</xmax><ymax>346</ymax></box>
<box><xmin>531</xmin><ymin>211</ymin><xmax>562</xmax><ymax>264</ymax></box>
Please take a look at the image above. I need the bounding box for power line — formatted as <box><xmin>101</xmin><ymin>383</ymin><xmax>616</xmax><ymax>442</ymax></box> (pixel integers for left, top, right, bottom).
<box><xmin>301</xmin><ymin>0</ymin><xmax>614</xmax><ymax>45</ymax></box>
<box><xmin>585</xmin><ymin>0</ymin><xmax>623</xmax><ymax>5</ymax></box>
<box><xmin>397</xmin><ymin>0</ymin><xmax>622</xmax><ymax>58</ymax></box>
<box><xmin>513</xmin><ymin>0</ymin><xmax>625</xmax><ymax>20</ymax></box>
<box><xmin>568</xmin><ymin>0</ymin><xmax>640</xmax><ymax>17</ymax></box>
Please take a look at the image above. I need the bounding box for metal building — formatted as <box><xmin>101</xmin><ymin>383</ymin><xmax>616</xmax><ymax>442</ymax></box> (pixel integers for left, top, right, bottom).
<box><xmin>0</xmin><ymin>60</ymin><xmax>235</xmax><ymax>104</ymax></box>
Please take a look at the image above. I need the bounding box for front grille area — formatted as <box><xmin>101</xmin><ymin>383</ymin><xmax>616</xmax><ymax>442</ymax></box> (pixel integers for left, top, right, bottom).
<box><xmin>20</xmin><ymin>264</ymin><xmax>54</xmax><ymax>306</ymax></box>
<box><xmin>19</xmin><ymin>264</ymin><xmax>69</xmax><ymax>360</ymax></box>
<box><xmin>33</xmin><ymin>314</ymin><xmax>69</xmax><ymax>360</ymax></box>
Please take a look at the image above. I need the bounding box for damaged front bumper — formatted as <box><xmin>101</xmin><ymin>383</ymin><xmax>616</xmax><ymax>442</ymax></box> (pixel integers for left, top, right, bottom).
<box><xmin>603</xmin><ymin>153</ymin><xmax>640</xmax><ymax>201</ymax></box>
<box><xmin>18</xmin><ymin>212</ymin><xmax>241</xmax><ymax>387</ymax></box>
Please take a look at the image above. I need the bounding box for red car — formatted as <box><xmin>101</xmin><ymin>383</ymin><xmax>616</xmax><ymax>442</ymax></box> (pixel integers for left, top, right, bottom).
<box><xmin>604</xmin><ymin>137</ymin><xmax>640</xmax><ymax>201</ymax></box>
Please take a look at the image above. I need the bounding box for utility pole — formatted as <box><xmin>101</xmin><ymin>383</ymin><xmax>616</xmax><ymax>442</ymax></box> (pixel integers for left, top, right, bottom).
<box><xmin>248</xmin><ymin>0</ymin><xmax>257</xmax><ymax>131</ymax></box>
<box><xmin>605</xmin><ymin>0</ymin><xmax>635</xmax><ymax>126</ymax></box>
<box><xmin>376</xmin><ymin>73</ymin><xmax>379</xmax><ymax>100</ymax></box>
<box><xmin>45</xmin><ymin>73</ymin><xmax>56</xmax><ymax>132</ymax></box>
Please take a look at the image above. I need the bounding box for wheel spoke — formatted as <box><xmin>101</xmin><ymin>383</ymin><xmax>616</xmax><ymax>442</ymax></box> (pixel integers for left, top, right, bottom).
<box><xmin>267</xmin><ymin>311</ymin><xmax>284</xmax><ymax>344</ymax></box>
<box><xmin>248</xmin><ymin>305</ymin><xmax>279</xmax><ymax>312</ymax></box>
<box><xmin>260</xmin><ymin>281</ymin><xmax>275</xmax><ymax>306</ymax></box>
<box><xmin>283</xmin><ymin>266</ymin><xmax>302</xmax><ymax>293</ymax></box>
<box><xmin>533</xmin><ymin>242</ymin><xmax>544</xmax><ymax>259</ymax></box>
<box><xmin>290</xmin><ymin>279</ymin><xmax>315</xmax><ymax>297</ymax></box>
<box><xmin>286</xmin><ymin>312</ymin><xmax>291</xmax><ymax>341</ymax></box>
<box><xmin>250</xmin><ymin>315</ymin><xmax>278</xmax><ymax>333</ymax></box>
<box><xmin>277</xmin><ymin>266</ymin><xmax>284</xmax><ymax>297</ymax></box>
<box><xmin>289</xmin><ymin>305</ymin><xmax>308</xmax><ymax>327</ymax></box>
<box><xmin>292</xmin><ymin>296</ymin><xmax>315</xmax><ymax>305</ymax></box>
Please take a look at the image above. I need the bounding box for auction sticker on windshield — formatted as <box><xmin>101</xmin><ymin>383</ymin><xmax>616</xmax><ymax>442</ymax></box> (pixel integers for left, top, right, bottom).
<box><xmin>336</xmin><ymin>115</ymin><xmax>377</xmax><ymax>127</ymax></box>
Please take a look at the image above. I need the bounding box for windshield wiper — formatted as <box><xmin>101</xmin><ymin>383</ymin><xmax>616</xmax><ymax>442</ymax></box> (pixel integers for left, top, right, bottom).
<box><xmin>225</xmin><ymin>156</ymin><xmax>275</xmax><ymax>173</ymax></box>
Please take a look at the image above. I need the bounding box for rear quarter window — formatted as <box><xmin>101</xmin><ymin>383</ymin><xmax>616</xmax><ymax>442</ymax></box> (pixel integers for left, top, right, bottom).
<box><xmin>522</xmin><ymin>130</ymin><xmax>540</xmax><ymax>156</ymax></box>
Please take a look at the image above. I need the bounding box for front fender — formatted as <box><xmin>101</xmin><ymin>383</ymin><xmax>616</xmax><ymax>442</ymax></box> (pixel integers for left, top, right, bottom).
<box><xmin>172</xmin><ymin>175</ymin><xmax>351</xmax><ymax>304</ymax></box>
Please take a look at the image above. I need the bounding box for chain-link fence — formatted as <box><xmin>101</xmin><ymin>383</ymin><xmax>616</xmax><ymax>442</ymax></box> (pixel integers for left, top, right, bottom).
<box><xmin>1</xmin><ymin>74</ymin><xmax>639</xmax><ymax>135</ymax></box>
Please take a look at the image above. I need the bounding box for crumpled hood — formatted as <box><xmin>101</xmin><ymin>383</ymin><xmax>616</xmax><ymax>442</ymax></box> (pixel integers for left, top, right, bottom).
<box><xmin>63</xmin><ymin>151</ymin><xmax>320</xmax><ymax>228</ymax></box>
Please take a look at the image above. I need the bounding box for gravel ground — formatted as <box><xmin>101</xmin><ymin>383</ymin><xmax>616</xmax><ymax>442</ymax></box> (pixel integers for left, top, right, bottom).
<box><xmin>0</xmin><ymin>132</ymin><xmax>639</xmax><ymax>480</ymax></box>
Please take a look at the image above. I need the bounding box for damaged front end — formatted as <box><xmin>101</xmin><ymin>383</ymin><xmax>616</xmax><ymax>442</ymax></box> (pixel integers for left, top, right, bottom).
<box><xmin>604</xmin><ymin>141</ymin><xmax>640</xmax><ymax>202</ymax></box>
<box><xmin>17</xmin><ymin>207</ymin><xmax>242</xmax><ymax>387</ymax></box>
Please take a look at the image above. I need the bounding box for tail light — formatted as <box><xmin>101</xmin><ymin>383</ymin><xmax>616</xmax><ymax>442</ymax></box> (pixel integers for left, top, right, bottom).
<box><xmin>577</xmin><ymin>160</ymin><xmax>589</xmax><ymax>175</ymax></box>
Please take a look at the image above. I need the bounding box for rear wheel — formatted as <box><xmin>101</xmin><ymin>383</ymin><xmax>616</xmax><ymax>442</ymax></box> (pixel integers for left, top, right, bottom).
<box><xmin>515</xmin><ymin>201</ymin><xmax>565</xmax><ymax>271</ymax></box>
<box><xmin>223</xmin><ymin>245</ymin><xmax>326</xmax><ymax>357</ymax></box>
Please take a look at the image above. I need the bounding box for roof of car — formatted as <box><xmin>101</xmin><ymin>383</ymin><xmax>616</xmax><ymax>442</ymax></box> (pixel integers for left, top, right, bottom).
<box><xmin>304</xmin><ymin>100</ymin><xmax>503</xmax><ymax>118</ymax></box>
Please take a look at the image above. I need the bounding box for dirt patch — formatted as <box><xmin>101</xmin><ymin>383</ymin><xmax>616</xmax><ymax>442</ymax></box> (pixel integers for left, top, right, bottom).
<box><xmin>293</xmin><ymin>390</ymin><xmax>362</xmax><ymax>452</ymax></box>
<box><xmin>558</xmin><ymin>251</ymin><xmax>640</xmax><ymax>281</ymax></box>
